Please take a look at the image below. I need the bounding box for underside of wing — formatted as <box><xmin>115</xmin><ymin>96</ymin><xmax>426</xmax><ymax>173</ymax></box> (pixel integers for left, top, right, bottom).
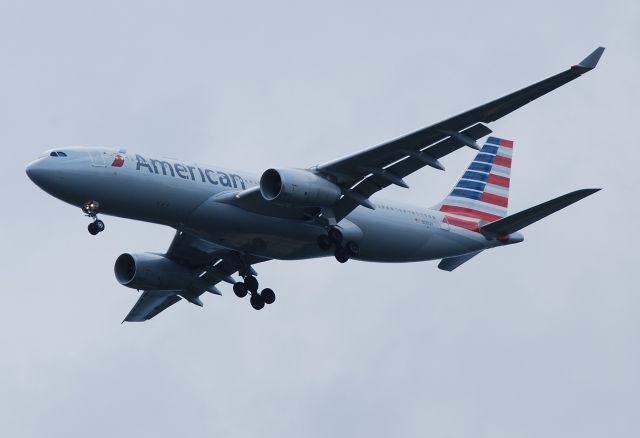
<box><xmin>332</xmin><ymin>123</ymin><xmax>492</xmax><ymax>221</ymax></box>
<box><xmin>438</xmin><ymin>250</ymin><xmax>483</xmax><ymax>272</ymax></box>
<box><xmin>123</xmin><ymin>291</ymin><xmax>182</xmax><ymax>322</ymax></box>
<box><xmin>166</xmin><ymin>230</ymin><xmax>237</xmax><ymax>267</ymax></box>
<box><xmin>121</xmin><ymin>231</ymin><xmax>271</xmax><ymax>322</ymax></box>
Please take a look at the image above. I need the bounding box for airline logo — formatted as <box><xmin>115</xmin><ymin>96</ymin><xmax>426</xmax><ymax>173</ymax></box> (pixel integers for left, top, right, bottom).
<box><xmin>111</xmin><ymin>154</ymin><xmax>125</xmax><ymax>167</ymax></box>
<box><xmin>134</xmin><ymin>154</ymin><xmax>247</xmax><ymax>190</ymax></box>
<box><xmin>440</xmin><ymin>136</ymin><xmax>513</xmax><ymax>226</ymax></box>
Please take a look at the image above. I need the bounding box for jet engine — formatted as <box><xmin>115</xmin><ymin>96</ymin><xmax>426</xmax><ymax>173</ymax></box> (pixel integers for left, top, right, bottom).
<box><xmin>259</xmin><ymin>168</ymin><xmax>342</xmax><ymax>207</ymax></box>
<box><xmin>114</xmin><ymin>252</ymin><xmax>194</xmax><ymax>290</ymax></box>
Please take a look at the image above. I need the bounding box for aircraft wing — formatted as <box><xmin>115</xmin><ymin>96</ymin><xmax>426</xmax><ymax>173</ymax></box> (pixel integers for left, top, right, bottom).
<box><xmin>316</xmin><ymin>47</ymin><xmax>605</xmax><ymax>221</ymax></box>
<box><xmin>216</xmin><ymin>47</ymin><xmax>603</xmax><ymax>223</ymax></box>
<box><xmin>122</xmin><ymin>231</ymin><xmax>269</xmax><ymax>322</ymax></box>
<box><xmin>123</xmin><ymin>291</ymin><xmax>182</xmax><ymax>322</ymax></box>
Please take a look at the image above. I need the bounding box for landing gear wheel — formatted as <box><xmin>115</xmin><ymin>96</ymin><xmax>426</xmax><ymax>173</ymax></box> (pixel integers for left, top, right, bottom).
<box><xmin>88</xmin><ymin>222</ymin><xmax>99</xmax><ymax>235</ymax></box>
<box><xmin>261</xmin><ymin>288</ymin><xmax>276</xmax><ymax>305</ymax></box>
<box><xmin>335</xmin><ymin>247</ymin><xmax>350</xmax><ymax>263</ymax></box>
<box><xmin>317</xmin><ymin>234</ymin><xmax>332</xmax><ymax>251</ymax></box>
<box><xmin>244</xmin><ymin>275</ymin><xmax>259</xmax><ymax>293</ymax></box>
<box><xmin>82</xmin><ymin>202</ymin><xmax>105</xmax><ymax>235</ymax></box>
<box><xmin>250</xmin><ymin>293</ymin><xmax>265</xmax><ymax>310</ymax></box>
<box><xmin>345</xmin><ymin>241</ymin><xmax>360</xmax><ymax>257</ymax></box>
<box><xmin>233</xmin><ymin>282</ymin><xmax>248</xmax><ymax>298</ymax></box>
<box><xmin>328</xmin><ymin>227</ymin><xmax>343</xmax><ymax>244</ymax></box>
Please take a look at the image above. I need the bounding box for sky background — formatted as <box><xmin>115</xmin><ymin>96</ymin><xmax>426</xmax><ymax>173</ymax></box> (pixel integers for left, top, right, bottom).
<box><xmin>1</xmin><ymin>1</ymin><xmax>638</xmax><ymax>437</ymax></box>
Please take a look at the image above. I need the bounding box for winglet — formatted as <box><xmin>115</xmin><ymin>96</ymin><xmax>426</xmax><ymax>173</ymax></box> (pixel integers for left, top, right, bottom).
<box><xmin>575</xmin><ymin>46</ymin><xmax>605</xmax><ymax>71</ymax></box>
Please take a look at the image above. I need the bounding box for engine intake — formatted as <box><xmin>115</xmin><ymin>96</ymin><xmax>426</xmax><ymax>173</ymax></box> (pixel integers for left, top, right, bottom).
<box><xmin>260</xmin><ymin>168</ymin><xmax>342</xmax><ymax>207</ymax></box>
<box><xmin>114</xmin><ymin>252</ymin><xmax>193</xmax><ymax>290</ymax></box>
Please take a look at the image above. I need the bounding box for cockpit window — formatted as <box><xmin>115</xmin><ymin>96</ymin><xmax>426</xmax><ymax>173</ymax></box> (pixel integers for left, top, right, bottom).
<box><xmin>50</xmin><ymin>151</ymin><xmax>67</xmax><ymax>157</ymax></box>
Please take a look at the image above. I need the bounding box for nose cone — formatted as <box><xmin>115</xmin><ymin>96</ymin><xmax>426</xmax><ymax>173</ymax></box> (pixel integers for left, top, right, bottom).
<box><xmin>25</xmin><ymin>161</ymin><xmax>36</xmax><ymax>179</ymax></box>
<box><xmin>26</xmin><ymin>160</ymin><xmax>45</xmax><ymax>185</ymax></box>
<box><xmin>26</xmin><ymin>158</ymin><xmax>59</xmax><ymax>189</ymax></box>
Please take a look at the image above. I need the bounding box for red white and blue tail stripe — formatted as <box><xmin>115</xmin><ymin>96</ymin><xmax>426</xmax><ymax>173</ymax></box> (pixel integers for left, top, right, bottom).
<box><xmin>437</xmin><ymin>137</ymin><xmax>513</xmax><ymax>223</ymax></box>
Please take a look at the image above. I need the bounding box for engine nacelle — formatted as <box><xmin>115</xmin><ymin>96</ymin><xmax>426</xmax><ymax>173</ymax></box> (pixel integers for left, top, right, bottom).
<box><xmin>259</xmin><ymin>168</ymin><xmax>342</xmax><ymax>207</ymax></box>
<box><xmin>114</xmin><ymin>252</ymin><xmax>193</xmax><ymax>290</ymax></box>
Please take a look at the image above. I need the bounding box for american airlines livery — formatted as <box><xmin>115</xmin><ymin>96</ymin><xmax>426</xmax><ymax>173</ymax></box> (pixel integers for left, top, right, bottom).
<box><xmin>26</xmin><ymin>47</ymin><xmax>604</xmax><ymax>322</ymax></box>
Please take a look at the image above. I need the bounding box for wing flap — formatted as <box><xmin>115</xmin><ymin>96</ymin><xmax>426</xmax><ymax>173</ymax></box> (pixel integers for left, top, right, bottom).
<box><xmin>334</xmin><ymin>123</ymin><xmax>491</xmax><ymax>221</ymax></box>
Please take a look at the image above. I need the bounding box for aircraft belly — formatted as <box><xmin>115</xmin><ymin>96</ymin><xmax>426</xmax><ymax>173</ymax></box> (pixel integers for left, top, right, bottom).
<box><xmin>184</xmin><ymin>198</ymin><xmax>489</xmax><ymax>262</ymax></box>
<box><xmin>186</xmin><ymin>200</ymin><xmax>328</xmax><ymax>260</ymax></box>
<box><xmin>347</xmin><ymin>209</ymin><xmax>486</xmax><ymax>262</ymax></box>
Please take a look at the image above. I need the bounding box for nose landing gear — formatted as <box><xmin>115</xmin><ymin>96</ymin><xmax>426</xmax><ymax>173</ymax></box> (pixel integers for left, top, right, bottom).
<box><xmin>82</xmin><ymin>201</ymin><xmax>105</xmax><ymax>235</ymax></box>
<box><xmin>88</xmin><ymin>220</ymin><xmax>105</xmax><ymax>235</ymax></box>
<box><xmin>317</xmin><ymin>226</ymin><xmax>359</xmax><ymax>263</ymax></box>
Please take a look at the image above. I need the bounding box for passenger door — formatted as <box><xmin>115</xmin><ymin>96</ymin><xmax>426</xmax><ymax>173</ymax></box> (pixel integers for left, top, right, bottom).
<box><xmin>88</xmin><ymin>150</ymin><xmax>106</xmax><ymax>167</ymax></box>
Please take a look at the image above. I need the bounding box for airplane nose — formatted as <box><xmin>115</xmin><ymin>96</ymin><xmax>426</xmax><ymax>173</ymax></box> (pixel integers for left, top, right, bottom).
<box><xmin>25</xmin><ymin>161</ymin><xmax>40</xmax><ymax>182</ymax></box>
<box><xmin>25</xmin><ymin>159</ymin><xmax>54</xmax><ymax>187</ymax></box>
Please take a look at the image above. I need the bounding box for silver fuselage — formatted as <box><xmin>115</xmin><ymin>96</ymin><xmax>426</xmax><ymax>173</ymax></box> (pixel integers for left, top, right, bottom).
<box><xmin>27</xmin><ymin>147</ymin><xmax>500</xmax><ymax>262</ymax></box>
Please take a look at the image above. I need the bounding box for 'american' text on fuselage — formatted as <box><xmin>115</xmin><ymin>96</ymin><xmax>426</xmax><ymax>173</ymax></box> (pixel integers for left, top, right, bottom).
<box><xmin>135</xmin><ymin>154</ymin><xmax>246</xmax><ymax>189</ymax></box>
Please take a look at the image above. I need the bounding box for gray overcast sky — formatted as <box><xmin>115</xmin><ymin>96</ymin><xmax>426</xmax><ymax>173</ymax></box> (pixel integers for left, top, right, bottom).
<box><xmin>1</xmin><ymin>1</ymin><xmax>638</xmax><ymax>437</ymax></box>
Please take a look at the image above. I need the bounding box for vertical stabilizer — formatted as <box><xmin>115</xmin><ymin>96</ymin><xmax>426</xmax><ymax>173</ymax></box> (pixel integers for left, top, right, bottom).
<box><xmin>436</xmin><ymin>137</ymin><xmax>514</xmax><ymax>222</ymax></box>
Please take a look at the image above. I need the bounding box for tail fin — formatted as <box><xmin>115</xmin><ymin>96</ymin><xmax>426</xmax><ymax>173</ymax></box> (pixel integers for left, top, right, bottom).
<box><xmin>436</xmin><ymin>136</ymin><xmax>513</xmax><ymax>222</ymax></box>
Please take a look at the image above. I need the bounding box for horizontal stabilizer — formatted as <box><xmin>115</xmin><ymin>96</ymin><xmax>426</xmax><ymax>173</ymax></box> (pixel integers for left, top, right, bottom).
<box><xmin>438</xmin><ymin>250</ymin><xmax>483</xmax><ymax>271</ymax></box>
<box><xmin>481</xmin><ymin>188</ymin><xmax>601</xmax><ymax>237</ymax></box>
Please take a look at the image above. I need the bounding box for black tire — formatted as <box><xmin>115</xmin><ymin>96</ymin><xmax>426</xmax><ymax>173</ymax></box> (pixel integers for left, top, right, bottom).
<box><xmin>328</xmin><ymin>227</ymin><xmax>343</xmax><ymax>244</ymax></box>
<box><xmin>250</xmin><ymin>294</ymin><xmax>265</xmax><ymax>310</ymax></box>
<box><xmin>334</xmin><ymin>247</ymin><xmax>349</xmax><ymax>263</ymax></box>
<box><xmin>244</xmin><ymin>275</ymin><xmax>259</xmax><ymax>293</ymax></box>
<box><xmin>317</xmin><ymin>234</ymin><xmax>332</xmax><ymax>251</ymax></box>
<box><xmin>95</xmin><ymin>220</ymin><xmax>105</xmax><ymax>232</ymax></box>
<box><xmin>88</xmin><ymin>223</ymin><xmax>99</xmax><ymax>235</ymax></box>
<box><xmin>233</xmin><ymin>282</ymin><xmax>247</xmax><ymax>298</ymax></box>
<box><xmin>345</xmin><ymin>241</ymin><xmax>360</xmax><ymax>256</ymax></box>
<box><xmin>261</xmin><ymin>288</ymin><xmax>276</xmax><ymax>305</ymax></box>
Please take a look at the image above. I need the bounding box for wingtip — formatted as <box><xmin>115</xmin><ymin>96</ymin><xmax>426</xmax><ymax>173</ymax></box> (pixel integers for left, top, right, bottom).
<box><xmin>577</xmin><ymin>46</ymin><xmax>605</xmax><ymax>70</ymax></box>
<box><xmin>575</xmin><ymin>187</ymin><xmax>602</xmax><ymax>198</ymax></box>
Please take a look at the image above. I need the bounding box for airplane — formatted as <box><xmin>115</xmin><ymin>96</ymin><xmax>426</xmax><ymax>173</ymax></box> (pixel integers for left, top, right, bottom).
<box><xmin>26</xmin><ymin>47</ymin><xmax>604</xmax><ymax>322</ymax></box>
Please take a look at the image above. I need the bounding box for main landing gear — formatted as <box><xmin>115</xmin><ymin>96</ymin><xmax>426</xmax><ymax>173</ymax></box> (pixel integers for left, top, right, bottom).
<box><xmin>233</xmin><ymin>275</ymin><xmax>276</xmax><ymax>311</ymax></box>
<box><xmin>82</xmin><ymin>201</ymin><xmax>105</xmax><ymax>236</ymax></box>
<box><xmin>317</xmin><ymin>226</ymin><xmax>359</xmax><ymax>263</ymax></box>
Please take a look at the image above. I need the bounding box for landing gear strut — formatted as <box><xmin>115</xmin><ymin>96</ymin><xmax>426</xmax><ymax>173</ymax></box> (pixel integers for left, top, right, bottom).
<box><xmin>233</xmin><ymin>274</ymin><xmax>277</xmax><ymax>310</ymax></box>
<box><xmin>317</xmin><ymin>226</ymin><xmax>359</xmax><ymax>263</ymax></box>
<box><xmin>82</xmin><ymin>201</ymin><xmax>105</xmax><ymax>235</ymax></box>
